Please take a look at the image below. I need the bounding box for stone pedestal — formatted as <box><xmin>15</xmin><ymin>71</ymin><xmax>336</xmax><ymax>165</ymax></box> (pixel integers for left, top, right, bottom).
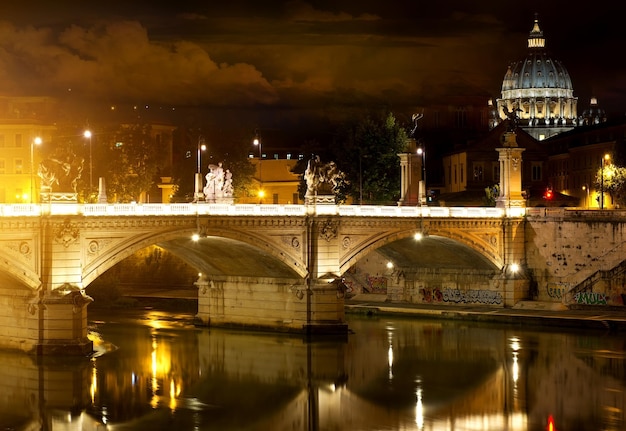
<box><xmin>305</xmin><ymin>195</ymin><xmax>335</xmax><ymax>205</ymax></box>
<box><xmin>39</xmin><ymin>190</ymin><xmax>78</xmax><ymax>203</ymax></box>
<box><xmin>496</xmin><ymin>132</ymin><xmax>526</xmax><ymax>210</ymax></box>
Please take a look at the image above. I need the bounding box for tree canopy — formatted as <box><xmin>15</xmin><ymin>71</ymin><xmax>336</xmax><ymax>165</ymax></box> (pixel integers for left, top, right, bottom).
<box><xmin>595</xmin><ymin>162</ymin><xmax>626</xmax><ymax>208</ymax></box>
<box><xmin>330</xmin><ymin>111</ymin><xmax>409</xmax><ymax>204</ymax></box>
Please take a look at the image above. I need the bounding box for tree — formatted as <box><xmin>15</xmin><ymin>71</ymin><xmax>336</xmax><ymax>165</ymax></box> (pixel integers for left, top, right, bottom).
<box><xmin>595</xmin><ymin>163</ymin><xmax>626</xmax><ymax>207</ymax></box>
<box><xmin>104</xmin><ymin>124</ymin><xmax>159</xmax><ymax>203</ymax></box>
<box><xmin>330</xmin><ymin>111</ymin><xmax>408</xmax><ymax>204</ymax></box>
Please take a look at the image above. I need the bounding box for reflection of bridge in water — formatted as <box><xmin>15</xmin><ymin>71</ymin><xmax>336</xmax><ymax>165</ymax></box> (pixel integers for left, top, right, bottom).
<box><xmin>3</xmin><ymin>203</ymin><xmax>626</xmax><ymax>356</ymax></box>
<box><xmin>0</xmin><ymin>314</ymin><xmax>514</xmax><ymax>430</ymax></box>
<box><xmin>2</xmin><ymin>313</ymin><xmax>625</xmax><ymax>430</ymax></box>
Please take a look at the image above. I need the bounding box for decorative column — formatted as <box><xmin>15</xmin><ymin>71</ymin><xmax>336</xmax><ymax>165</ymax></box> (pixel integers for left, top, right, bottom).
<box><xmin>397</xmin><ymin>138</ymin><xmax>420</xmax><ymax>206</ymax></box>
<box><xmin>97</xmin><ymin>177</ymin><xmax>108</xmax><ymax>203</ymax></box>
<box><xmin>496</xmin><ymin>132</ymin><xmax>526</xmax><ymax>211</ymax></box>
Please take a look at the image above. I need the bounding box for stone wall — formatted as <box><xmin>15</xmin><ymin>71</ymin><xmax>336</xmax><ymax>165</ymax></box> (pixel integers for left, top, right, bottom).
<box><xmin>525</xmin><ymin>208</ymin><xmax>626</xmax><ymax>306</ymax></box>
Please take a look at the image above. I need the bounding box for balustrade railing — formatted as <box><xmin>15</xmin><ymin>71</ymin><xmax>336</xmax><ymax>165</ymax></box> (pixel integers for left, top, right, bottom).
<box><xmin>0</xmin><ymin>202</ymin><xmax>530</xmax><ymax>218</ymax></box>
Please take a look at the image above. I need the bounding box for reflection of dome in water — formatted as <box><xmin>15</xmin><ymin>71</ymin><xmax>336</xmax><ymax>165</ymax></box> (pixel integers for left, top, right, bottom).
<box><xmin>493</xmin><ymin>17</ymin><xmax>577</xmax><ymax>140</ymax></box>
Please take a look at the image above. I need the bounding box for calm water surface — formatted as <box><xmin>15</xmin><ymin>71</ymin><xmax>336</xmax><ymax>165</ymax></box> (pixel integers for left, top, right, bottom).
<box><xmin>1</xmin><ymin>308</ymin><xmax>625</xmax><ymax>431</ymax></box>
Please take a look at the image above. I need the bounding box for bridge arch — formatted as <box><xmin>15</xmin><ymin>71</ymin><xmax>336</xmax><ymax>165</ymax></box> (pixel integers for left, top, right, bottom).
<box><xmin>82</xmin><ymin>224</ymin><xmax>306</xmax><ymax>288</ymax></box>
<box><xmin>0</xmin><ymin>247</ymin><xmax>40</xmax><ymax>291</ymax></box>
<box><xmin>339</xmin><ymin>221</ymin><xmax>503</xmax><ymax>276</ymax></box>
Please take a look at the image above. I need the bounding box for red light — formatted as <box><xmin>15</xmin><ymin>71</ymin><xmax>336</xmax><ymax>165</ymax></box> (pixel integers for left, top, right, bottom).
<box><xmin>547</xmin><ymin>415</ymin><xmax>555</xmax><ymax>431</ymax></box>
<box><xmin>544</xmin><ymin>190</ymin><xmax>553</xmax><ymax>199</ymax></box>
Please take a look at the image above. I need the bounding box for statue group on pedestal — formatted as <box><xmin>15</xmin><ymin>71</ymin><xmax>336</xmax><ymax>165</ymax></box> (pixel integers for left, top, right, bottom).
<box><xmin>203</xmin><ymin>162</ymin><xmax>233</xmax><ymax>202</ymax></box>
<box><xmin>38</xmin><ymin>154</ymin><xmax>84</xmax><ymax>193</ymax></box>
<box><xmin>304</xmin><ymin>155</ymin><xmax>346</xmax><ymax>198</ymax></box>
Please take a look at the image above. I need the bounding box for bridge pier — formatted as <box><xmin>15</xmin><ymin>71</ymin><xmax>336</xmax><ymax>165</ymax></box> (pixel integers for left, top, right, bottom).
<box><xmin>31</xmin><ymin>287</ymin><xmax>93</xmax><ymax>355</ymax></box>
<box><xmin>195</xmin><ymin>275</ymin><xmax>347</xmax><ymax>334</ymax></box>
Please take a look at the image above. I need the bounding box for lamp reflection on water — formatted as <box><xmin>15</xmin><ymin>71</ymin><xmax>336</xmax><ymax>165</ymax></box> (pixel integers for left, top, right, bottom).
<box><xmin>387</xmin><ymin>325</ymin><xmax>395</xmax><ymax>381</ymax></box>
<box><xmin>415</xmin><ymin>378</ymin><xmax>424</xmax><ymax>430</ymax></box>
<box><xmin>148</xmin><ymin>315</ymin><xmax>182</xmax><ymax>411</ymax></box>
<box><xmin>88</xmin><ymin>311</ymin><xmax>185</xmax><ymax>419</ymax></box>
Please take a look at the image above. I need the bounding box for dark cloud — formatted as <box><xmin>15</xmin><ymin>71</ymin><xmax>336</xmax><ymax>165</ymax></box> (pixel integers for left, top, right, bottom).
<box><xmin>0</xmin><ymin>1</ymin><xmax>623</xmax><ymax>139</ymax></box>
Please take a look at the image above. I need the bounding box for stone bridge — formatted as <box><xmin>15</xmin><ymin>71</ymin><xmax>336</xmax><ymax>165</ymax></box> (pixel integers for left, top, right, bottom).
<box><xmin>0</xmin><ymin>203</ymin><xmax>623</xmax><ymax>355</ymax></box>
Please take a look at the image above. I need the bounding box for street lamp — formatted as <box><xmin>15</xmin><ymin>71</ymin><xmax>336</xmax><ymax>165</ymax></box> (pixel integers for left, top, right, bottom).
<box><xmin>582</xmin><ymin>184</ymin><xmax>589</xmax><ymax>209</ymax></box>
<box><xmin>195</xmin><ymin>137</ymin><xmax>206</xmax><ymax>201</ymax></box>
<box><xmin>359</xmin><ymin>153</ymin><xmax>363</xmax><ymax>205</ymax></box>
<box><xmin>253</xmin><ymin>131</ymin><xmax>263</xmax><ymax>202</ymax></box>
<box><xmin>601</xmin><ymin>153</ymin><xmax>610</xmax><ymax>209</ymax></box>
<box><xmin>83</xmin><ymin>130</ymin><xmax>92</xmax><ymax>200</ymax></box>
<box><xmin>30</xmin><ymin>136</ymin><xmax>42</xmax><ymax>203</ymax></box>
<box><xmin>197</xmin><ymin>137</ymin><xmax>206</xmax><ymax>173</ymax></box>
<box><xmin>417</xmin><ymin>146</ymin><xmax>426</xmax><ymax>205</ymax></box>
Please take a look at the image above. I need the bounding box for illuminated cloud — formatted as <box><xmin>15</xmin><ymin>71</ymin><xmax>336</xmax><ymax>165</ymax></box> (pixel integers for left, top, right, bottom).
<box><xmin>0</xmin><ymin>20</ymin><xmax>278</xmax><ymax>106</ymax></box>
<box><xmin>0</xmin><ymin>1</ymin><xmax>622</xmax><ymax>129</ymax></box>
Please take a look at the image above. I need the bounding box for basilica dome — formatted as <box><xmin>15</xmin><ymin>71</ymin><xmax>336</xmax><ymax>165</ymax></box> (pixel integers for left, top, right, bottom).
<box><xmin>494</xmin><ymin>17</ymin><xmax>577</xmax><ymax>140</ymax></box>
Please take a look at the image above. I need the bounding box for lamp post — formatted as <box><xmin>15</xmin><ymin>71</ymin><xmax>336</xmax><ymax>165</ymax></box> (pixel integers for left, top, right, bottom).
<box><xmin>253</xmin><ymin>131</ymin><xmax>263</xmax><ymax>202</ymax></box>
<box><xmin>582</xmin><ymin>184</ymin><xmax>589</xmax><ymax>209</ymax></box>
<box><xmin>358</xmin><ymin>151</ymin><xmax>371</xmax><ymax>205</ymax></box>
<box><xmin>195</xmin><ymin>137</ymin><xmax>206</xmax><ymax>201</ymax></box>
<box><xmin>83</xmin><ymin>130</ymin><xmax>92</xmax><ymax>200</ymax></box>
<box><xmin>601</xmin><ymin>153</ymin><xmax>610</xmax><ymax>209</ymax></box>
<box><xmin>359</xmin><ymin>153</ymin><xmax>363</xmax><ymax>205</ymax></box>
<box><xmin>417</xmin><ymin>146</ymin><xmax>426</xmax><ymax>205</ymax></box>
<box><xmin>197</xmin><ymin>137</ymin><xmax>206</xmax><ymax>174</ymax></box>
<box><xmin>30</xmin><ymin>136</ymin><xmax>42</xmax><ymax>203</ymax></box>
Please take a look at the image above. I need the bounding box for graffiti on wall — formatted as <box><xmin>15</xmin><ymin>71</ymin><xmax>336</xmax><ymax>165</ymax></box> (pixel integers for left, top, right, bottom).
<box><xmin>570</xmin><ymin>291</ymin><xmax>625</xmax><ymax>306</ymax></box>
<box><xmin>547</xmin><ymin>286</ymin><xmax>564</xmax><ymax>300</ymax></box>
<box><xmin>420</xmin><ymin>287</ymin><xmax>502</xmax><ymax>305</ymax></box>
<box><xmin>574</xmin><ymin>292</ymin><xmax>608</xmax><ymax>305</ymax></box>
<box><xmin>366</xmin><ymin>276</ymin><xmax>388</xmax><ymax>294</ymax></box>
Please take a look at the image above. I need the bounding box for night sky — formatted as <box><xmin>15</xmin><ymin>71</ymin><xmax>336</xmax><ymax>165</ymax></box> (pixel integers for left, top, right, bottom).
<box><xmin>1</xmin><ymin>1</ymin><xmax>625</xmax><ymax>144</ymax></box>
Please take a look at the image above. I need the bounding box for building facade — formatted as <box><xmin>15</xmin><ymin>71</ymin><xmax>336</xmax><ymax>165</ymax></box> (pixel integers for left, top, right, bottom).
<box><xmin>0</xmin><ymin>96</ymin><xmax>58</xmax><ymax>203</ymax></box>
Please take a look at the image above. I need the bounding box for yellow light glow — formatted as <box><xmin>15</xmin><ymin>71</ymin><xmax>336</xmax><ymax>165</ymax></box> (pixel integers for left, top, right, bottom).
<box><xmin>414</xmin><ymin>232</ymin><xmax>423</xmax><ymax>241</ymax></box>
<box><xmin>90</xmin><ymin>363</ymin><xmax>97</xmax><ymax>404</ymax></box>
<box><xmin>169</xmin><ymin>379</ymin><xmax>177</xmax><ymax>411</ymax></box>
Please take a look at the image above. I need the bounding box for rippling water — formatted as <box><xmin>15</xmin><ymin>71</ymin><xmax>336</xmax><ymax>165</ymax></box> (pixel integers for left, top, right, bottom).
<box><xmin>1</xmin><ymin>308</ymin><xmax>625</xmax><ymax>430</ymax></box>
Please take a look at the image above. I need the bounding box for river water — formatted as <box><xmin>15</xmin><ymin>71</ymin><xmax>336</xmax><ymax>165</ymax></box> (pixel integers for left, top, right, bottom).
<box><xmin>1</xmin><ymin>307</ymin><xmax>625</xmax><ymax>431</ymax></box>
